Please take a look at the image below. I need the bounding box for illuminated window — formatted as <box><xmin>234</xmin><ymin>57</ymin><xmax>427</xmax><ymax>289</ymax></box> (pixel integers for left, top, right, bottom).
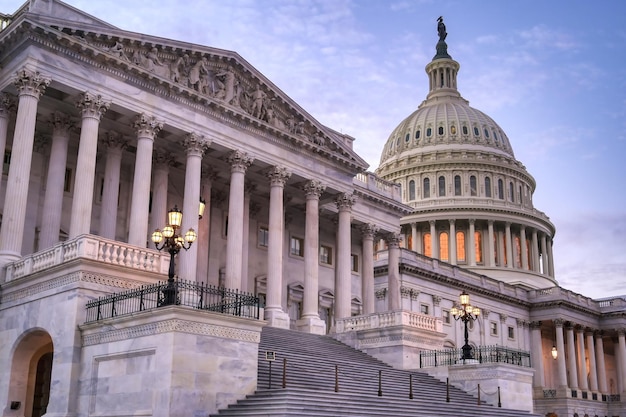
<box><xmin>470</xmin><ymin>175</ymin><xmax>477</xmax><ymax>196</ymax></box>
<box><xmin>320</xmin><ymin>245</ymin><xmax>333</xmax><ymax>265</ymax></box>
<box><xmin>497</xmin><ymin>179</ymin><xmax>504</xmax><ymax>200</ymax></box>
<box><xmin>407</xmin><ymin>234</ymin><xmax>413</xmax><ymax>251</ymax></box>
<box><xmin>438</xmin><ymin>176</ymin><xmax>446</xmax><ymax>197</ymax></box>
<box><xmin>526</xmin><ymin>239</ymin><xmax>532</xmax><ymax>269</ymax></box>
<box><xmin>409</xmin><ymin>180</ymin><xmax>416</xmax><ymax>200</ymax></box>
<box><xmin>493</xmin><ymin>233</ymin><xmax>498</xmax><ymax>265</ymax></box>
<box><xmin>423</xmin><ymin>178</ymin><xmax>430</xmax><ymax>198</ymax></box>
<box><xmin>485</xmin><ymin>177</ymin><xmax>492</xmax><ymax>198</ymax></box>
<box><xmin>514</xmin><ymin>236</ymin><xmax>522</xmax><ymax>268</ymax></box>
<box><xmin>290</xmin><ymin>237</ymin><xmax>304</xmax><ymax>257</ymax></box>
<box><xmin>454</xmin><ymin>175</ymin><xmax>461</xmax><ymax>196</ymax></box>
<box><xmin>439</xmin><ymin>232</ymin><xmax>449</xmax><ymax>261</ymax></box>
<box><xmin>474</xmin><ymin>231</ymin><xmax>483</xmax><ymax>263</ymax></box>
<box><xmin>456</xmin><ymin>231</ymin><xmax>466</xmax><ymax>262</ymax></box>
<box><xmin>258</xmin><ymin>226</ymin><xmax>269</xmax><ymax>248</ymax></box>
<box><xmin>423</xmin><ymin>233</ymin><xmax>432</xmax><ymax>257</ymax></box>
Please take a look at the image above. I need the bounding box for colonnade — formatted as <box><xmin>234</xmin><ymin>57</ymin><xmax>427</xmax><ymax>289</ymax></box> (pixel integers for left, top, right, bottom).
<box><xmin>407</xmin><ymin>219</ymin><xmax>554</xmax><ymax>277</ymax></box>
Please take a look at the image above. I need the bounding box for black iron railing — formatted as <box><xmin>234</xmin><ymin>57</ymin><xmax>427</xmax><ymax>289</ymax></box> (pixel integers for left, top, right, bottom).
<box><xmin>419</xmin><ymin>345</ymin><xmax>531</xmax><ymax>368</ymax></box>
<box><xmin>85</xmin><ymin>279</ymin><xmax>260</xmax><ymax>323</ymax></box>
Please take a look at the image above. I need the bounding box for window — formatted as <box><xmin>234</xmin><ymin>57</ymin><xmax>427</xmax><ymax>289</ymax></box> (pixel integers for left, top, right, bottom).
<box><xmin>405</xmin><ymin>133</ymin><xmax>410</xmax><ymax>143</ymax></box>
<box><xmin>290</xmin><ymin>236</ymin><xmax>304</xmax><ymax>257</ymax></box>
<box><xmin>438</xmin><ymin>176</ymin><xmax>446</xmax><ymax>197</ymax></box>
<box><xmin>508</xmin><ymin>326</ymin><xmax>515</xmax><ymax>340</ymax></box>
<box><xmin>438</xmin><ymin>126</ymin><xmax>444</xmax><ymax>135</ymax></box>
<box><xmin>258</xmin><ymin>226</ymin><xmax>269</xmax><ymax>248</ymax></box>
<box><xmin>408</xmin><ymin>180</ymin><xmax>416</xmax><ymax>200</ymax></box>
<box><xmin>450</xmin><ymin>125</ymin><xmax>457</xmax><ymax>135</ymax></box>
<box><xmin>519</xmin><ymin>185</ymin><xmax>523</xmax><ymax>205</ymax></box>
<box><xmin>474</xmin><ymin>231</ymin><xmax>483</xmax><ymax>263</ymax></box>
<box><xmin>426</xmin><ymin>127</ymin><xmax>432</xmax><ymax>137</ymax></box>
<box><xmin>320</xmin><ymin>245</ymin><xmax>333</xmax><ymax>265</ymax></box>
<box><xmin>423</xmin><ymin>233</ymin><xmax>432</xmax><ymax>257</ymax></box>
<box><xmin>351</xmin><ymin>254</ymin><xmax>359</xmax><ymax>272</ymax></box>
<box><xmin>470</xmin><ymin>175</ymin><xmax>477</xmax><ymax>196</ymax></box>
<box><xmin>442</xmin><ymin>309</ymin><xmax>451</xmax><ymax>324</ymax></box>
<box><xmin>439</xmin><ymin>232</ymin><xmax>449</xmax><ymax>262</ymax></box>
<box><xmin>420</xmin><ymin>304</ymin><xmax>429</xmax><ymax>315</ymax></box>
<box><xmin>485</xmin><ymin>177</ymin><xmax>492</xmax><ymax>198</ymax></box>
<box><xmin>3</xmin><ymin>150</ymin><xmax>11</xmax><ymax>174</ymax></box>
<box><xmin>462</xmin><ymin>126</ymin><xmax>468</xmax><ymax>135</ymax></box>
<box><xmin>64</xmin><ymin>168</ymin><xmax>73</xmax><ymax>193</ymax></box>
<box><xmin>490</xmin><ymin>321</ymin><xmax>498</xmax><ymax>336</ymax></box>
<box><xmin>484</xmin><ymin>128</ymin><xmax>490</xmax><ymax>138</ymax></box>
<box><xmin>415</xmin><ymin>130</ymin><xmax>421</xmax><ymax>140</ymax></box>
<box><xmin>497</xmin><ymin>179</ymin><xmax>504</xmax><ymax>200</ymax></box>
<box><xmin>454</xmin><ymin>175</ymin><xmax>461</xmax><ymax>196</ymax></box>
<box><xmin>456</xmin><ymin>231</ymin><xmax>466</xmax><ymax>262</ymax></box>
<box><xmin>473</xmin><ymin>126</ymin><xmax>479</xmax><ymax>136</ymax></box>
<box><xmin>423</xmin><ymin>178</ymin><xmax>430</xmax><ymax>198</ymax></box>
<box><xmin>509</xmin><ymin>182</ymin><xmax>515</xmax><ymax>202</ymax></box>
<box><xmin>514</xmin><ymin>235</ymin><xmax>521</xmax><ymax>268</ymax></box>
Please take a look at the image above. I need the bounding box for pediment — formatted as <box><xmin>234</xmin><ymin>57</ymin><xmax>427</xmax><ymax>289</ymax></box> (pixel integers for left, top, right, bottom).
<box><xmin>1</xmin><ymin>1</ymin><xmax>368</xmax><ymax>173</ymax></box>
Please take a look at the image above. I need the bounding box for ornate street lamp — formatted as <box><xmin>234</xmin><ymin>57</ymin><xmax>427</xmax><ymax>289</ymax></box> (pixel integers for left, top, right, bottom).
<box><xmin>151</xmin><ymin>205</ymin><xmax>197</xmax><ymax>305</ymax></box>
<box><xmin>450</xmin><ymin>290</ymin><xmax>481</xmax><ymax>360</ymax></box>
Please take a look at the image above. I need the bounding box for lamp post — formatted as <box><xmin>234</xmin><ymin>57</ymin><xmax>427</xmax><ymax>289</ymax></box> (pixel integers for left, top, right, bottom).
<box><xmin>450</xmin><ymin>290</ymin><xmax>481</xmax><ymax>360</ymax></box>
<box><xmin>151</xmin><ymin>205</ymin><xmax>197</xmax><ymax>305</ymax></box>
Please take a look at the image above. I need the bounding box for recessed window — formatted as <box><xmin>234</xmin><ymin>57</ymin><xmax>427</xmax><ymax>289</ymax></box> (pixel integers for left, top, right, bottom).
<box><xmin>290</xmin><ymin>236</ymin><xmax>304</xmax><ymax>257</ymax></box>
<box><xmin>508</xmin><ymin>326</ymin><xmax>515</xmax><ymax>339</ymax></box>
<box><xmin>454</xmin><ymin>175</ymin><xmax>461</xmax><ymax>196</ymax></box>
<box><xmin>470</xmin><ymin>175</ymin><xmax>477</xmax><ymax>196</ymax></box>
<box><xmin>423</xmin><ymin>178</ymin><xmax>430</xmax><ymax>198</ymax></box>
<box><xmin>485</xmin><ymin>177</ymin><xmax>492</xmax><ymax>198</ymax></box>
<box><xmin>509</xmin><ymin>182</ymin><xmax>515</xmax><ymax>202</ymax></box>
<box><xmin>450</xmin><ymin>125</ymin><xmax>457</xmax><ymax>135</ymax></box>
<box><xmin>474</xmin><ymin>231</ymin><xmax>483</xmax><ymax>264</ymax></box>
<box><xmin>438</xmin><ymin>126</ymin><xmax>444</xmax><ymax>135</ymax></box>
<box><xmin>423</xmin><ymin>232</ymin><xmax>432</xmax><ymax>257</ymax></box>
<box><xmin>442</xmin><ymin>309</ymin><xmax>451</xmax><ymax>324</ymax></box>
<box><xmin>351</xmin><ymin>254</ymin><xmax>359</xmax><ymax>272</ymax></box>
<box><xmin>456</xmin><ymin>231</ymin><xmax>465</xmax><ymax>262</ymax></box>
<box><xmin>409</xmin><ymin>180</ymin><xmax>416</xmax><ymax>200</ymax></box>
<box><xmin>490</xmin><ymin>321</ymin><xmax>498</xmax><ymax>336</ymax></box>
<box><xmin>426</xmin><ymin>127</ymin><xmax>432</xmax><ymax>137</ymax></box>
<box><xmin>497</xmin><ymin>179</ymin><xmax>504</xmax><ymax>200</ymax></box>
<box><xmin>420</xmin><ymin>304</ymin><xmax>429</xmax><ymax>315</ymax></box>
<box><xmin>320</xmin><ymin>245</ymin><xmax>333</xmax><ymax>265</ymax></box>
<box><xmin>405</xmin><ymin>133</ymin><xmax>410</xmax><ymax>142</ymax></box>
<box><xmin>484</xmin><ymin>128</ymin><xmax>490</xmax><ymax>138</ymax></box>
<box><xmin>258</xmin><ymin>226</ymin><xmax>269</xmax><ymax>248</ymax></box>
<box><xmin>3</xmin><ymin>150</ymin><xmax>11</xmax><ymax>175</ymax></box>
<box><xmin>473</xmin><ymin>127</ymin><xmax>479</xmax><ymax>136</ymax></box>
<box><xmin>438</xmin><ymin>176</ymin><xmax>446</xmax><ymax>196</ymax></box>
<box><xmin>439</xmin><ymin>232</ymin><xmax>449</xmax><ymax>262</ymax></box>
<box><xmin>462</xmin><ymin>126</ymin><xmax>468</xmax><ymax>135</ymax></box>
<box><xmin>415</xmin><ymin>130</ymin><xmax>421</xmax><ymax>140</ymax></box>
<box><xmin>395</xmin><ymin>137</ymin><xmax>400</xmax><ymax>147</ymax></box>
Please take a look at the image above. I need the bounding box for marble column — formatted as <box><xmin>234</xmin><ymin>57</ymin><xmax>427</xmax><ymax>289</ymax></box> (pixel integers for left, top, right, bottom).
<box><xmin>240</xmin><ymin>182</ymin><xmax>256</xmax><ymax>291</ymax></box>
<box><xmin>448</xmin><ymin>219</ymin><xmax>456</xmax><ymax>265</ymax></box>
<box><xmin>429</xmin><ymin>220</ymin><xmax>437</xmax><ymax>258</ymax></box>
<box><xmin>586</xmin><ymin>330</ymin><xmax>599</xmax><ymax>392</ymax></box>
<box><xmin>386</xmin><ymin>233</ymin><xmax>402</xmax><ymax>310</ymax></box>
<box><xmin>24</xmin><ymin>136</ymin><xmax>45</xmax><ymax>254</ymax></box>
<box><xmin>360</xmin><ymin>224</ymin><xmax>378</xmax><ymax>315</ymax></box>
<box><xmin>618</xmin><ymin>329</ymin><xmax>626</xmax><ymax>394</ymax></box>
<box><xmin>178</xmin><ymin>133</ymin><xmax>208</xmax><ymax>282</ymax></box>
<box><xmin>98</xmin><ymin>132</ymin><xmax>127</xmax><ymax>240</ymax></box>
<box><xmin>595</xmin><ymin>332</ymin><xmax>608</xmax><ymax>393</ymax></box>
<box><xmin>224</xmin><ymin>150</ymin><xmax>253</xmax><ymax>290</ymax></box>
<box><xmin>335</xmin><ymin>193</ymin><xmax>356</xmax><ymax>320</ymax></box>
<box><xmin>128</xmin><ymin>114</ymin><xmax>162</xmax><ymax>246</ymax></box>
<box><xmin>468</xmin><ymin>219</ymin><xmax>476</xmax><ymax>266</ymax></box>
<box><xmin>0</xmin><ymin>69</ymin><xmax>50</xmax><ymax>267</ymax></box>
<box><xmin>69</xmin><ymin>92</ymin><xmax>110</xmax><ymax>238</ymax></box>
<box><xmin>410</xmin><ymin>222</ymin><xmax>418</xmax><ymax>252</ymax></box>
<box><xmin>505</xmin><ymin>222</ymin><xmax>513</xmax><ymax>268</ymax></box>
<box><xmin>196</xmin><ymin>169</ymin><xmax>215</xmax><ymax>284</ymax></box>
<box><xmin>149</xmin><ymin>152</ymin><xmax>172</xmax><ymax>241</ymax></box>
<box><xmin>40</xmin><ymin>112</ymin><xmax>73</xmax><ymax>249</ymax></box>
<box><xmin>531</xmin><ymin>229</ymin><xmax>540</xmax><ymax>272</ymax></box>
<box><xmin>555</xmin><ymin>319</ymin><xmax>568</xmax><ymax>389</ymax></box>
<box><xmin>529</xmin><ymin>321</ymin><xmax>545</xmax><ymax>388</ymax></box>
<box><xmin>547</xmin><ymin>238</ymin><xmax>555</xmax><ymax>277</ymax></box>
<box><xmin>565</xmin><ymin>323</ymin><xmax>579</xmax><ymax>389</ymax></box>
<box><xmin>576</xmin><ymin>327</ymin><xmax>589</xmax><ymax>390</ymax></box>
<box><xmin>298</xmin><ymin>180</ymin><xmax>326</xmax><ymax>333</ymax></box>
<box><xmin>487</xmin><ymin>220</ymin><xmax>495</xmax><ymax>267</ymax></box>
<box><xmin>0</xmin><ymin>93</ymin><xmax>15</xmax><ymax>202</ymax></box>
<box><xmin>265</xmin><ymin>166</ymin><xmax>291</xmax><ymax>329</ymax></box>
<box><xmin>520</xmin><ymin>226</ymin><xmax>528</xmax><ymax>270</ymax></box>
<box><xmin>540</xmin><ymin>234</ymin><xmax>548</xmax><ymax>275</ymax></box>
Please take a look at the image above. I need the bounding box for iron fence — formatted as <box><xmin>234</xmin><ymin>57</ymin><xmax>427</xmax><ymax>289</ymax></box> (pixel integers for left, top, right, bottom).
<box><xmin>85</xmin><ymin>279</ymin><xmax>260</xmax><ymax>323</ymax></box>
<box><xmin>419</xmin><ymin>345</ymin><xmax>531</xmax><ymax>368</ymax></box>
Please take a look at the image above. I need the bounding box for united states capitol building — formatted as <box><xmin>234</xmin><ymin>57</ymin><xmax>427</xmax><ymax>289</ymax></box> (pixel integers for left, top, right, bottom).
<box><xmin>0</xmin><ymin>2</ymin><xmax>624</xmax><ymax>417</ymax></box>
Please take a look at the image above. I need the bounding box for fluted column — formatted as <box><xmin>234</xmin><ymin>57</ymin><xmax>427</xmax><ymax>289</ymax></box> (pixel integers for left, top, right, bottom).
<box><xmin>196</xmin><ymin>169</ymin><xmax>215</xmax><ymax>284</ymax></box>
<box><xmin>448</xmin><ymin>219</ymin><xmax>456</xmax><ymax>265</ymax></box>
<box><xmin>0</xmin><ymin>69</ymin><xmax>50</xmax><ymax>267</ymax></box>
<box><xmin>177</xmin><ymin>133</ymin><xmax>209</xmax><ymax>281</ymax></box>
<box><xmin>595</xmin><ymin>332</ymin><xmax>608</xmax><ymax>393</ymax></box>
<box><xmin>529</xmin><ymin>321</ymin><xmax>545</xmax><ymax>388</ymax></box>
<box><xmin>335</xmin><ymin>193</ymin><xmax>356</xmax><ymax>320</ymax></box>
<box><xmin>69</xmin><ymin>92</ymin><xmax>110</xmax><ymax>238</ymax></box>
<box><xmin>240</xmin><ymin>183</ymin><xmax>256</xmax><ymax>291</ymax></box>
<box><xmin>565</xmin><ymin>323</ymin><xmax>579</xmax><ymax>389</ymax></box>
<box><xmin>40</xmin><ymin>112</ymin><xmax>73</xmax><ymax>248</ymax></box>
<box><xmin>586</xmin><ymin>330</ymin><xmax>598</xmax><ymax>392</ymax></box>
<box><xmin>98</xmin><ymin>132</ymin><xmax>127</xmax><ymax>240</ymax></box>
<box><xmin>468</xmin><ymin>219</ymin><xmax>476</xmax><ymax>266</ymax></box>
<box><xmin>148</xmin><ymin>151</ymin><xmax>172</xmax><ymax>241</ymax></box>
<box><xmin>531</xmin><ymin>229</ymin><xmax>540</xmax><ymax>272</ymax></box>
<box><xmin>505</xmin><ymin>222</ymin><xmax>513</xmax><ymax>268</ymax></box>
<box><xmin>360</xmin><ymin>224</ymin><xmax>378</xmax><ymax>315</ymax></box>
<box><xmin>547</xmin><ymin>238</ymin><xmax>555</xmax><ymax>277</ymax></box>
<box><xmin>386</xmin><ymin>233</ymin><xmax>402</xmax><ymax>310</ymax></box>
<box><xmin>520</xmin><ymin>226</ymin><xmax>528</xmax><ymax>270</ymax></box>
<box><xmin>23</xmin><ymin>136</ymin><xmax>45</xmax><ymax>254</ymax></box>
<box><xmin>429</xmin><ymin>220</ymin><xmax>437</xmax><ymax>258</ymax></box>
<box><xmin>555</xmin><ymin>319</ymin><xmax>568</xmax><ymax>388</ymax></box>
<box><xmin>487</xmin><ymin>220</ymin><xmax>495</xmax><ymax>267</ymax></box>
<box><xmin>224</xmin><ymin>150</ymin><xmax>253</xmax><ymax>290</ymax></box>
<box><xmin>265</xmin><ymin>166</ymin><xmax>291</xmax><ymax>329</ymax></box>
<box><xmin>0</xmin><ymin>93</ymin><xmax>14</xmax><ymax>202</ymax></box>
<box><xmin>128</xmin><ymin>114</ymin><xmax>162</xmax><ymax>246</ymax></box>
<box><xmin>576</xmin><ymin>327</ymin><xmax>588</xmax><ymax>390</ymax></box>
<box><xmin>540</xmin><ymin>234</ymin><xmax>548</xmax><ymax>275</ymax></box>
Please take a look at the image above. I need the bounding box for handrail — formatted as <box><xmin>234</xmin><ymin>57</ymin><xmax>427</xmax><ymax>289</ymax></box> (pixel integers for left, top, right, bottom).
<box><xmin>419</xmin><ymin>345</ymin><xmax>531</xmax><ymax>368</ymax></box>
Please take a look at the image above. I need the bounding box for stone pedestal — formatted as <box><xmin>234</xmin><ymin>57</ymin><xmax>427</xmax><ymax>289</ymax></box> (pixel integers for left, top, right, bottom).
<box><xmin>296</xmin><ymin>316</ymin><xmax>327</xmax><ymax>335</ymax></box>
<box><xmin>264</xmin><ymin>309</ymin><xmax>290</xmax><ymax>330</ymax></box>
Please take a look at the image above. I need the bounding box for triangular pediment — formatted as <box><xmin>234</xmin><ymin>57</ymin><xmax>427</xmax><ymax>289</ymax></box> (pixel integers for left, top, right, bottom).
<box><xmin>1</xmin><ymin>0</ymin><xmax>368</xmax><ymax>173</ymax></box>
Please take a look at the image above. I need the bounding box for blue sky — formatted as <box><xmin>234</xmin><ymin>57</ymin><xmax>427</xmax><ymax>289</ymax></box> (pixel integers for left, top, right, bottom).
<box><xmin>4</xmin><ymin>0</ymin><xmax>626</xmax><ymax>299</ymax></box>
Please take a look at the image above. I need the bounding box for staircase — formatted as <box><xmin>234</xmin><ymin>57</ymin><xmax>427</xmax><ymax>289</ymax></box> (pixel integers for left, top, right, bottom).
<box><xmin>210</xmin><ymin>326</ymin><xmax>540</xmax><ymax>416</ymax></box>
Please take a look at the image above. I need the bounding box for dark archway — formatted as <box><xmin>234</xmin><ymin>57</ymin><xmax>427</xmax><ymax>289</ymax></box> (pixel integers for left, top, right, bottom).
<box><xmin>31</xmin><ymin>352</ymin><xmax>53</xmax><ymax>417</ymax></box>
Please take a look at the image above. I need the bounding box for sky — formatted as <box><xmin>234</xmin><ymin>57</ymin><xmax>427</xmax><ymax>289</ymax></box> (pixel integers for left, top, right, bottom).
<box><xmin>3</xmin><ymin>0</ymin><xmax>626</xmax><ymax>299</ymax></box>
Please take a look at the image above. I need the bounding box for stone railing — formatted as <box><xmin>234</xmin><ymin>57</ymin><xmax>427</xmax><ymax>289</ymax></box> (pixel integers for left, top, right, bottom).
<box><xmin>407</xmin><ymin>197</ymin><xmax>551</xmax><ymax>222</ymax></box>
<box><xmin>354</xmin><ymin>172</ymin><xmax>401</xmax><ymax>202</ymax></box>
<box><xmin>529</xmin><ymin>286</ymin><xmax>625</xmax><ymax>312</ymax></box>
<box><xmin>4</xmin><ymin>235</ymin><xmax>169</xmax><ymax>282</ymax></box>
<box><xmin>335</xmin><ymin>309</ymin><xmax>442</xmax><ymax>333</ymax></box>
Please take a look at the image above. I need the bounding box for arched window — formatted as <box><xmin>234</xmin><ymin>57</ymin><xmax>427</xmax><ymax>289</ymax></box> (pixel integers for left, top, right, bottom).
<box><xmin>423</xmin><ymin>178</ymin><xmax>430</xmax><ymax>198</ymax></box>
<box><xmin>473</xmin><ymin>126</ymin><xmax>479</xmax><ymax>136</ymax></box>
<box><xmin>462</xmin><ymin>125</ymin><xmax>468</xmax><ymax>135</ymax></box>
<box><xmin>454</xmin><ymin>175</ymin><xmax>462</xmax><ymax>196</ymax></box>
<box><xmin>470</xmin><ymin>175</ymin><xmax>477</xmax><ymax>196</ymax></box>
<box><xmin>518</xmin><ymin>185</ymin><xmax>523</xmax><ymax>204</ymax></box>
<box><xmin>485</xmin><ymin>177</ymin><xmax>492</xmax><ymax>198</ymax></box>
<box><xmin>438</xmin><ymin>126</ymin><xmax>444</xmax><ymax>135</ymax></box>
<box><xmin>439</xmin><ymin>232</ymin><xmax>449</xmax><ymax>261</ymax></box>
<box><xmin>438</xmin><ymin>176</ymin><xmax>446</xmax><ymax>196</ymax></box>
<box><xmin>426</xmin><ymin>127</ymin><xmax>432</xmax><ymax>137</ymax></box>
<box><xmin>415</xmin><ymin>130</ymin><xmax>421</xmax><ymax>140</ymax></box>
<box><xmin>514</xmin><ymin>235</ymin><xmax>521</xmax><ymax>268</ymax></box>
<box><xmin>475</xmin><ymin>231</ymin><xmax>483</xmax><ymax>263</ymax></box>
<box><xmin>456</xmin><ymin>231</ymin><xmax>466</xmax><ymax>262</ymax></box>
<box><xmin>484</xmin><ymin>128</ymin><xmax>490</xmax><ymax>138</ymax></box>
<box><xmin>405</xmin><ymin>133</ymin><xmax>410</xmax><ymax>143</ymax></box>
<box><xmin>526</xmin><ymin>238</ymin><xmax>532</xmax><ymax>269</ymax></box>
<box><xmin>408</xmin><ymin>180</ymin><xmax>416</xmax><ymax>200</ymax></box>
<box><xmin>497</xmin><ymin>179</ymin><xmax>504</xmax><ymax>200</ymax></box>
<box><xmin>509</xmin><ymin>182</ymin><xmax>515</xmax><ymax>202</ymax></box>
<box><xmin>423</xmin><ymin>233</ymin><xmax>432</xmax><ymax>257</ymax></box>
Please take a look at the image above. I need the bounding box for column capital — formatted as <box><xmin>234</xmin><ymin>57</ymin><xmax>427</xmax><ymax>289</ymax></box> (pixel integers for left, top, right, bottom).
<box><xmin>153</xmin><ymin>149</ymin><xmax>175</xmax><ymax>167</ymax></box>
<box><xmin>516</xmin><ymin>318</ymin><xmax>528</xmax><ymax>328</ymax></box>
<box><xmin>565</xmin><ymin>321</ymin><xmax>576</xmax><ymax>331</ymax></box>
<box><xmin>529</xmin><ymin>320</ymin><xmax>542</xmax><ymax>330</ymax></box>
<box><xmin>433</xmin><ymin>295</ymin><xmax>442</xmax><ymax>306</ymax></box>
<box><xmin>201</xmin><ymin>166</ymin><xmax>219</xmax><ymax>183</ymax></box>
<box><xmin>499</xmin><ymin>313</ymin><xmax>508</xmax><ymax>323</ymax></box>
<box><xmin>375</xmin><ymin>288</ymin><xmax>387</xmax><ymax>300</ymax></box>
<box><xmin>76</xmin><ymin>91</ymin><xmax>110</xmax><ymax>120</ymax></box>
<box><xmin>48</xmin><ymin>111</ymin><xmax>75</xmax><ymax>136</ymax></box>
<box><xmin>303</xmin><ymin>179</ymin><xmax>325</xmax><ymax>199</ymax></box>
<box><xmin>384</xmin><ymin>232</ymin><xmax>403</xmax><ymax>248</ymax></box>
<box><xmin>133</xmin><ymin>113</ymin><xmax>163</xmax><ymax>138</ymax></box>
<box><xmin>0</xmin><ymin>92</ymin><xmax>16</xmax><ymax>118</ymax></box>
<box><xmin>102</xmin><ymin>131</ymin><xmax>128</xmax><ymax>150</ymax></box>
<box><xmin>33</xmin><ymin>134</ymin><xmax>47</xmax><ymax>154</ymax></box>
<box><xmin>227</xmin><ymin>150</ymin><xmax>254</xmax><ymax>173</ymax></box>
<box><xmin>335</xmin><ymin>192</ymin><xmax>356</xmax><ymax>211</ymax></box>
<box><xmin>554</xmin><ymin>318</ymin><xmax>565</xmax><ymax>328</ymax></box>
<box><xmin>468</xmin><ymin>218</ymin><xmax>476</xmax><ymax>225</ymax></box>
<box><xmin>267</xmin><ymin>166</ymin><xmax>292</xmax><ymax>187</ymax></box>
<box><xmin>360</xmin><ymin>223</ymin><xmax>379</xmax><ymax>239</ymax></box>
<box><xmin>448</xmin><ymin>218</ymin><xmax>456</xmax><ymax>226</ymax></box>
<box><xmin>429</xmin><ymin>219</ymin><xmax>436</xmax><ymax>226</ymax></box>
<box><xmin>182</xmin><ymin>132</ymin><xmax>210</xmax><ymax>156</ymax></box>
<box><xmin>14</xmin><ymin>68</ymin><xmax>51</xmax><ymax>99</ymax></box>
<box><xmin>244</xmin><ymin>179</ymin><xmax>257</xmax><ymax>195</ymax></box>
<box><xmin>617</xmin><ymin>328</ymin><xmax>626</xmax><ymax>337</ymax></box>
